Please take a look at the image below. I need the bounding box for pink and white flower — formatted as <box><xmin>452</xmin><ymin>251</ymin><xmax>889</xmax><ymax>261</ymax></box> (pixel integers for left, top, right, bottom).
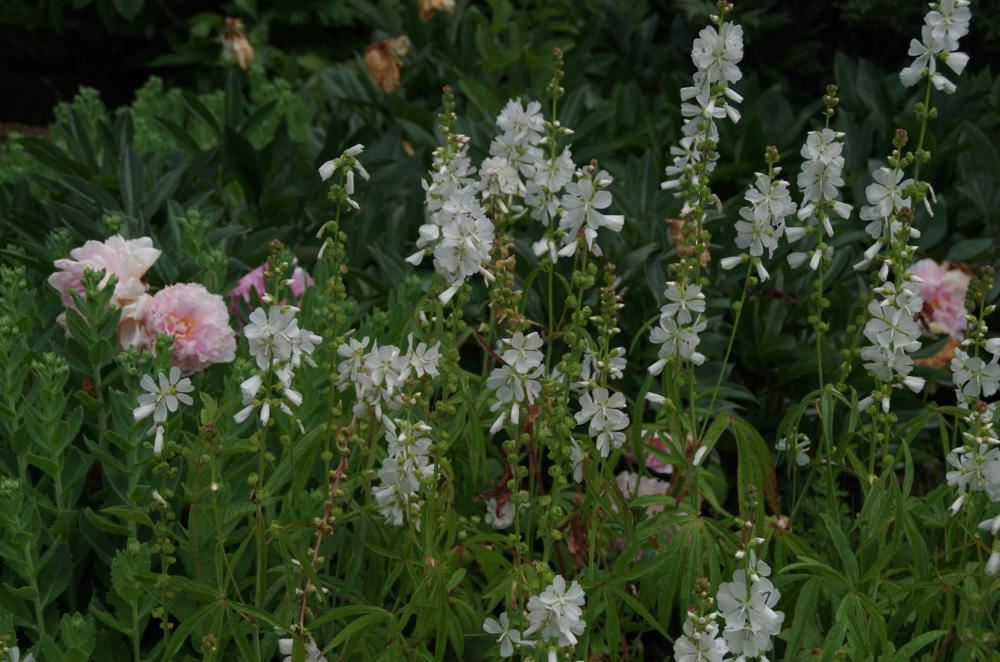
<box><xmin>228</xmin><ymin>263</ymin><xmax>313</xmax><ymax>312</ymax></box>
<box><xmin>908</xmin><ymin>259</ymin><xmax>970</xmax><ymax>339</ymax></box>
<box><xmin>48</xmin><ymin>235</ymin><xmax>161</xmax><ymax>349</ymax></box>
<box><xmin>143</xmin><ymin>283</ymin><xmax>237</xmax><ymax>373</ymax></box>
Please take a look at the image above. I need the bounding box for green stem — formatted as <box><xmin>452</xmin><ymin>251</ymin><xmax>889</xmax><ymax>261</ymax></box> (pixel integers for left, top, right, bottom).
<box><xmin>699</xmin><ymin>263</ymin><xmax>753</xmax><ymax>440</ymax></box>
<box><xmin>24</xmin><ymin>542</ymin><xmax>46</xmax><ymax>638</ymax></box>
<box><xmin>912</xmin><ymin>79</ymin><xmax>933</xmax><ymax>183</ymax></box>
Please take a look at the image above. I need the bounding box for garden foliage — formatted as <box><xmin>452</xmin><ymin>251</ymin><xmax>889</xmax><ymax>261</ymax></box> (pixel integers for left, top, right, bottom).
<box><xmin>0</xmin><ymin>1</ymin><xmax>999</xmax><ymax>661</ymax></box>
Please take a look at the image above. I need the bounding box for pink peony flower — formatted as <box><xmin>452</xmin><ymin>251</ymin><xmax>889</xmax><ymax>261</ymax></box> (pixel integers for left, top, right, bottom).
<box><xmin>48</xmin><ymin>235</ymin><xmax>161</xmax><ymax>350</ymax></box>
<box><xmin>228</xmin><ymin>263</ymin><xmax>312</xmax><ymax>313</ymax></box>
<box><xmin>643</xmin><ymin>432</ymin><xmax>674</xmax><ymax>476</ymax></box>
<box><xmin>143</xmin><ymin>283</ymin><xmax>236</xmax><ymax>373</ymax></box>
<box><xmin>908</xmin><ymin>259</ymin><xmax>970</xmax><ymax>339</ymax></box>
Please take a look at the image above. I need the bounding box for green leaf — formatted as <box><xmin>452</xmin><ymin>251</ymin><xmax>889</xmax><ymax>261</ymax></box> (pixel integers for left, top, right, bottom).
<box><xmin>821</xmin><ymin>513</ymin><xmax>859</xmax><ymax>585</ymax></box>
<box><xmin>890</xmin><ymin>630</ymin><xmax>947</xmax><ymax>659</ymax></box>
<box><xmin>113</xmin><ymin>0</ymin><xmax>144</xmax><ymax>21</ymax></box>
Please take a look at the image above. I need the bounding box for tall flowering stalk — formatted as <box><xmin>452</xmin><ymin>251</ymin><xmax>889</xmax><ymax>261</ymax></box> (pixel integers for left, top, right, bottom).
<box><xmin>852</xmin><ymin>2</ymin><xmax>972</xmax><ymax>470</ymax></box>
<box><xmin>650</xmin><ymin>0</ymin><xmax>744</xmax><ymax>478</ymax></box>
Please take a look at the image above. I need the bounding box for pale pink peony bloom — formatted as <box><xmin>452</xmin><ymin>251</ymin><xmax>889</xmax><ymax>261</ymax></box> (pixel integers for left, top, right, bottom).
<box><xmin>48</xmin><ymin>235</ymin><xmax>161</xmax><ymax>350</ymax></box>
<box><xmin>908</xmin><ymin>259</ymin><xmax>970</xmax><ymax>339</ymax></box>
<box><xmin>615</xmin><ymin>470</ymin><xmax>672</xmax><ymax>517</ymax></box>
<box><xmin>144</xmin><ymin>283</ymin><xmax>236</xmax><ymax>373</ymax></box>
<box><xmin>229</xmin><ymin>263</ymin><xmax>312</xmax><ymax>313</ymax></box>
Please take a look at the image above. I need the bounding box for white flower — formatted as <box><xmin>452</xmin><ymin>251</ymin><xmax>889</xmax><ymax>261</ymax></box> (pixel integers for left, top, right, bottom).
<box><xmin>946</xmin><ymin>444</ymin><xmax>1000</xmax><ymax>500</ymax></box>
<box><xmin>133</xmin><ymin>367</ymin><xmax>194</xmax><ymax>453</ymax></box>
<box><xmin>745</xmin><ymin>173</ymin><xmax>797</xmax><ymax>226</ymax></box>
<box><xmin>952</xmin><ymin>350</ymin><xmax>1000</xmax><ymax>399</ymax></box>
<box><xmin>6</xmin><ymin>647</ymin><xmax>37</xmax><ymax>662</ymax></box>
<box><xmin>691</xmin><ymin>22</ymin><xmax>744</xmax><ymax>85</ymax></box>
<box><xmin>673</xmin><ymin>618</ymin><xmax>728</xmax><ymax>662</ymax></box>
<box><xmin>244</xmin><ymin>306</ymin><xmax>299</xmax><ymax>369</ymax></box>
<box><xmin>496</xmin><ymin>98</ymin><xmax>545</xmax><ymax>147</ymax></box>
<box><xmin>926</xmin><ymin>0</ymin><xmax>972</xmax><ymax>51</ymax></box>
<box><xmin>862</xmin><ymin>167</ymin><xmax>912</xmax><ymax>221</ymax></box>
<box><xmin>501</xmin><ymin>332</ymin><xmax>545</xmax><ymax>373</ymax></box>
<box><xmin>734</xmin><ymin>206</ymin><xmax>781</xmax><ymax>258</ymax></box>
<box><xmin>372</xmin><ymin>419</ymin><xmax>436</xmax><ymax>527</ymax></box>
<box><xmin>524</xmin><ymin>575</ymin><xmax>587</xmax><ymax>647</ymax></box>
<box><xmin>716</xmin><ymin>569</ymin><xmax>784</xmax><ymax>658</ymax></box>
<box><xmin>479</xmin><ymin>156</ymin><xmax>524</xmax><ymax>199</ymax></box>
<box><xmin>483</xmin><ymin>612</ymin><xmax>528</xmax><ymax>658</ymax></box>
<box><xmin>278</xmin><ymin>636</ymin><xmax>327</xmax><ymax>662</ymax></box>
<box><xmin>662</xmin><ymin>282</ymin><xmax>706</xmax><ymax>325</ymax></box>
<box><xmin>775</xmin><ymin>437</ymin><xmax>811</xmax><ymax>466</ymax></box>
<box><xmin>558</xmin><ymin>168</ymin><xmax>624</xmax><ymax>256</ymax></box>
<box><xmin>405</xmin><ymin>335</ymin><xmax>442</xmax><ymax>378</ymax></box>
<box><xmin>133</xmin><ymin>367</ymin><xmax>195</xmax><ymax>424</ymax></box>
<box><xmin>576</xmin><ymin>388</ymin><xmax>629</xmax><ymax>458</ymax></box>
<box><xmin>650</xmin><ymin>316</ymin><xmax>707</xmax><ymax>372</ymax></box>
<box><xmin>484</xmin><ymin>497</ymin><xmax>516</xmax><ymax>529</ymax></box>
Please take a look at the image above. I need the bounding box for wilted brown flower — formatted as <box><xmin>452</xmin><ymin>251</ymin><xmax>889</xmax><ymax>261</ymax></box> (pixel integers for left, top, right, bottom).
<box><xmin>418</xmin><ymin>0</ymin><xmax>456</xmax><ymax>22</ymax></box>
<box><xmin>221</xmin><ymin>17</ymin><xmax>254</xmax><ymax>71</ymax></box>
<box><xmin>364</xmin><ymin>36</ymin><xmax>411</xmax><ymax>93</ymax></box>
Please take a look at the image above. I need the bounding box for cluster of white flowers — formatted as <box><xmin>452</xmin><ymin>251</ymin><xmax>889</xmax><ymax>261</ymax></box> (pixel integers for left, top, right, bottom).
<box><xmin>723</xmin><ymin>170</ymin><xmax>798</xmax><ymax>282</ymax></box>
<box><xmin>899</xmin><ymin>0</ymin><xmax>971</xmax><ymax>94</ymax></box>
<box><xmin>133</xmin><ymin>367</ymin><xmax>195</xmax><ymax>454</ymax></box>
<box><xmin>409</xmin><ymin>128</ymin><xmax>496</xmax><ymax>304</ymax></box>
<box><xmin>786</xmin><ymin>128</ymin><xmax>853</xmax><ymax>270</ymax></box>
<box><xmin>575</xmin><ymin>387</ymin><xmax>629</xmax><ymax>458</ymax></box>
<box><xmin>556</xmin><ymin>166</ymin><xmax>624</xmax><ymax>258</ymax></box>
<box><xmin>336</xmin><ymin>334</ymin><xmax>441</xmax><ymax>420</ymax></box>
<box><xmin>234</xmin><ymin>305</ymin><xmax>322</xmax><ymax>428</ymax></box>
<box><xmin>372</xmin><ymin>418</ymin><xmax>436</xmax><ymax>527</ymax></box>
<box><xmin>856</xmin><ymin>166</ymin><xmax>920</xmax><ymax>273</ymax></box>
<box><xmin>649</xmin><ymin>281</ymin><xmax>708</xmax><ymax>375</ymax></box>
<box><xmin>578</xmin><ymin>345</ymin><xmax>627</xmax><ymax>388</ymax></box>
<box><xmin>481</xmin><ymin>574</ymin><xmax>587</xmax><ymax>659</ymax></box>
<box><xmin>857</xmin><ymin>280</ymin><xmax>928</xmax><ymax>408</ymax></box>
<box><xmin>662</xmin><ymin>18</ymin><xmax>744</xmax><ymax>197</ymax></box>
<box><xmin>673</xmin><ymin>612</ymin><xmax>728</xmax><ymax>662</ymax></box>
<box><xmin>715</xmin><ymin>553</ymin><xmax>784</xmax><ymax>659</ymax></box>
<box><xmin>318</xmin><ymin>143</ymin><xmax>369</xmax><ymax>212</ymax></box>
<box><xmin>487</xmin><ymin>332</ymin><xmax>545</xmax><ymax>435</ymax></box>
<box><xmin>945</xmin><ymin>306</ymin><xmax>1000</xmax><ymax>518</ymax></box>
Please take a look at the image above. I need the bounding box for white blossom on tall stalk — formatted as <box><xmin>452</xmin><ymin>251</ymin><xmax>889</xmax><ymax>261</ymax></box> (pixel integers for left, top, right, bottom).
<box><xmin>557</xmin><ymin>166</ymin><xmax>624</xmax><ymax>258</ymax></box>
<box><xmin>335</xmin><ymin>334</ymin><xmax>441</xmax><ymax>421</ymax></box>
<box><xmin>133</xmin><ymin>367</ymin><xmax>195</xmax><ymax>454</ymax></box>
<box><xmin>523</xmin><ymin>575</ymin><xmax>587</xmax><ymax>648</ymax></box>
<box><xmin>371</xmin><ymin>418</ymin><xmax>436</xmax><ymax>527</ymax></box>
<box><xmin>673</xmin><ymin>614</ymin><xmax>728</xmax><ymax>662</ymax></box>
<box><xmin>899</xmin><ymin>1</ymin><xmax>971</xmax><ymax>93</ymax></box>
<box><xmin>235</xmin><ymin>305</ymin><xmax>322</xmax><ymax>428</ymax></box>
<box><xmin>649</xmin><ymin>282</ymin><xmax>707</xmax><ymax>375</ymax></box>
<box><xmin>487</xmin><ymin>332</ymin><xmax>545</xmax><ymax>435</ymax></box>
<box><xmin>945</xmin><ymin>288</ymin><xmax>1000</xmax><ymax>515</ymax></box>
<box><xmin>575</xmin><ymin>387</ymin><xmax>629</xmax><ymax>458</ymax></box>
<box><xmin>716</xmin><ymin>552</ymin><xmax>784</xmax><ymax>658</ymax></box>
<box><xmin>318</xmin><ymin>143</ymin><xmax>368</xmax><ymax>213</ymax></box>
<box><xmin>409</xmin><ymin>96</ymin><xmax>496</xmax><ymax>304</ymax></box>
<box><xmin>722</xmin><ymin>167</ymin><xmax>797</xmax><ymax>283</ymax></box>
<box><xmin>786</xmin><ymin>127</ymin><xmax>853</xmax><ymax>270</ymax></box>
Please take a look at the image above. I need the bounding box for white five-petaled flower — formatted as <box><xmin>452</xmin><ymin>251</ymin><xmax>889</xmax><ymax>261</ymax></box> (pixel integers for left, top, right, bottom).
<box><xmin>483</xmin><ymin>612</ymin><xmax>529</xmax><ymax>658</ymax></box>
<box><xmin>691</xmin><ymin>22</ymin><xmax>744</xmax><ymax>85</ymax></box>
<box><xmin>952</xmin><ymin>349</ymin><xmax>1000</xmax><ymax>399</ymax></box>
<box><xmin>558</xmin><ymin>168</ymin><xmax>624</xmax><ymax>257</ymax></box>
<box><xmin>575</xmin><ymin>387</ymin><xmax>629</xmax><ymax>457</ymax></box>
<box><xmin>501</xmin><ymin>331</ymin><xmax>544</xmax><ymax>373</ymax></box>
<box><xmin>673</xmin><ymin>617</ymin><xmax>728</xmax><ymax>662</ymax></box>
<box><xmin>133</xmin><ymin>367</ymin><xmax>195</xmax><ymax>454</ymax></box>
<box><xmin>244</xmin><ymin>305</ymin><xmax>300</xmax><ymax>369</ymax></box>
